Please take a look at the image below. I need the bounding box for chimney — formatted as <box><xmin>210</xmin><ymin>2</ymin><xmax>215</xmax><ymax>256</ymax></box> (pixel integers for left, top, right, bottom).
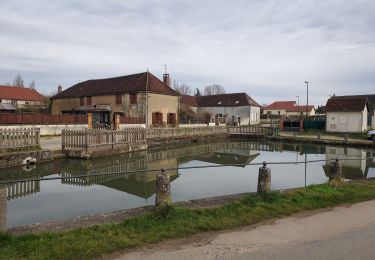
<box><xmin>58</xmin><ymin>85</ymin><xmax>62</xmax><ymax>93</ymax></box>
<box><xmin>163</xmin><ymin>74</ymin><xmax>171</xmax><ymax>87</ymax></box>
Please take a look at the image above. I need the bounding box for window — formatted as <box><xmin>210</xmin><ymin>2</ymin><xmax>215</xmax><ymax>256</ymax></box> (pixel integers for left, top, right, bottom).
<box><xmin>87</xmin><ymin>96</ymin><xmax>92</xmax><ymax>106</ymax></box>
<box><xmin>130</xmin><ymin>93</ymin><xmax>137</xmax><ymax>104</ymax></box>
<box><xmin>80</xmin><ymin>97</ymin><xmax>84</xmax><ymax>106</ymax></box>
<box><xmin>152</xmin><ymin>112</ymin><xmax>163</xmax><ymax>125</ymax></box>
<box><xmin>115</xmin><ymin>94</ymin><xmax>122</xmax><ymax>105</ymax></box>
<box><xmin>167</xmin><ymin>113</ymin><xmax>176</xmax><ymax>125</ymax></box>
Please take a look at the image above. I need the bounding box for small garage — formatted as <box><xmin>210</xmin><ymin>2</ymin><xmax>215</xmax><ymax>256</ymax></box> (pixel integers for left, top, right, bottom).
<box><xmin>325</xmin><ymin>96</ymin><xmax>368</xmax><ymax>133</ymax></box>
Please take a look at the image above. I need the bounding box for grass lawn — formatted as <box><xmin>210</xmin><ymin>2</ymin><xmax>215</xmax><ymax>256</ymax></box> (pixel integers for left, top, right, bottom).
<box><xmin>1</xmin><ymin>180</ymin><xmax>375</xmax><ymax>259</ymax></box>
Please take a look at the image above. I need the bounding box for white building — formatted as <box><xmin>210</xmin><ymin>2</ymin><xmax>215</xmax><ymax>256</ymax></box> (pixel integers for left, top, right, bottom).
<box><xmin>325</xmin><ymin>96</ymin><xmax>368</xmax><ymax>133</ymax></box>
<box><xmin>181</xmin><ymin>93</ymin><xmax>261</xmax><ymax>125</ymax></box>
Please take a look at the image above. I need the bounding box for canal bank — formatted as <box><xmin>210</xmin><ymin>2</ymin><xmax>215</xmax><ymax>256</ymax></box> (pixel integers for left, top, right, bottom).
<box><xmin>2</xmin><ymin>180</ymin><xmax>375</xmax><ymax>259</ymax></box>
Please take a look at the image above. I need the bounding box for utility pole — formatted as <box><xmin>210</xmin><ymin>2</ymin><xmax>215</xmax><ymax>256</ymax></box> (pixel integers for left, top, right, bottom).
<box><xmin>305</xmin><ymin>81</ymin><xmax>309</xmax><ymax>119</ymax></box>
<box><xmin>296</xmin><ymin>95</ymin><xmax>300</xmax><ymax>113</ymax></box>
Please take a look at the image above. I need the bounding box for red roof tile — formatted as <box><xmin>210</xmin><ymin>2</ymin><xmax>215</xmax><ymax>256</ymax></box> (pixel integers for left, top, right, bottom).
<box><xmin>0</xmin><ymin>85</ymin><xmax>45</xmax><ymax>102</ymax></box>
<box><xmin>181</xmin><ymin>95</ymin><xmax>198</xmax><ymax>107</ymax></box>
<box><xmin>52</xmin><ymin>72</ymin><xmax>179</xmax><ymax>99</ymax></box>
<box><xmin>181</xmin><ymin>93</ymin><xmax>260</xmax><ymax>107</ymax></box>
<box><xmin>265</xmin><ymin>101</ymin><xmax>296</xmax><ymax>110</ymax></box>
<box><xmin>287</xmin><ymin>105</ymin><xmax>315</xmax><ymax>112</ymax></box>
<box><xmin>326</xmin><ymin>97</ymin><xmax>368</xmax><ymax>112</ymax></box>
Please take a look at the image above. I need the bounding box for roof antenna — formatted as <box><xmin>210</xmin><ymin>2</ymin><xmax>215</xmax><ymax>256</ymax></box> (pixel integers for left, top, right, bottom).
<box><xmin>163</xmin><ymin>64</ymin><xmax>168</xmax><ymax>74</ymax></box>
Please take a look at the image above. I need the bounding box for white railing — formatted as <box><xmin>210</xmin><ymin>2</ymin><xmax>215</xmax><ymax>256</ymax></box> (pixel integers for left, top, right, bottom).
<box><xmin>62</xmin><ymin>128</ymin><xmax>146</xmax><ymax>151</ymax></box>
<box><xmin>0</xmin><ymin>128</ymin><xmax>40</xmax><ymax>150</ymax></box>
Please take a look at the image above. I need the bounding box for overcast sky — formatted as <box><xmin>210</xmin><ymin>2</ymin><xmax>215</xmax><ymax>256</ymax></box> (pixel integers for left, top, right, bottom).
<box><xmin>1</xmin><ymin>0</ymin><xmax>374</xmax><ymax>106</ymax></box>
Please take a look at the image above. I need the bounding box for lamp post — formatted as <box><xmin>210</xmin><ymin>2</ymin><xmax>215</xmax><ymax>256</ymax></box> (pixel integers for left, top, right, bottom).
<box><xmin>305</xmin><ymin>81</ymin><xmax>309</xmax><ymax>119</ymax></box>
<box><xmin>296</xmin><ymin>95</ymin><xmax>300</xmax><ymax>113</ymax></box>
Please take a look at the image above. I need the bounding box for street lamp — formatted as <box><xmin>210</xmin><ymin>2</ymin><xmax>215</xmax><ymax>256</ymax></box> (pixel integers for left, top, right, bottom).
<box><xmin>305</xmin><ymin>81</ymin><xmax>309</xmax><ymax>119</ymax></box>
<box><xmin>296</xmin><ymin>95</ymin><xmax>300</xmax><ymax>113</ymax></box>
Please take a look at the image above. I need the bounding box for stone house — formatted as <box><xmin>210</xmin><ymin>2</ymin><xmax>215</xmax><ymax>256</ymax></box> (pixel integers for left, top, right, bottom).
<box><xmin>325</xmin><ymin>96</ymin><xmax>368</xmax><ymax>133</ymax></box>
<box><xmin>51</xmin><ymin>72</ymin><xmax>180</xmax><ymax>127</ymax></box>
<box><xmin>181</xmin><ymin>93</ymin><xmax>261</xmax><ymax>125</ymax></box>
<box><xmin>0</xmin><ymin>85</ymin><xmax>46</xmax><ymax>112</ymax></box>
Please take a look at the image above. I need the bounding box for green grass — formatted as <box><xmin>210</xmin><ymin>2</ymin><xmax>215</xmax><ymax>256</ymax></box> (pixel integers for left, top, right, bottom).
<box><xmin>2</xmin><ymin>181</ymin><xmax>375</xmax><ymax>259</ymax></box>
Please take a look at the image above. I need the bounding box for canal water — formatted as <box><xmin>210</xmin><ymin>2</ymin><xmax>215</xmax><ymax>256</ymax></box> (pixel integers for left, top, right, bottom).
<box><xmin>0</xmin><ymin>140</ymin><xmax>374</xmax><ymax>229</ymax></box>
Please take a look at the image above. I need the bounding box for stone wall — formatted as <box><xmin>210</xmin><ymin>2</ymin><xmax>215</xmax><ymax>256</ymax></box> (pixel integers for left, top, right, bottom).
<box><xmin>0</xmin><ymin>150</ymin><xmax>53</xmax><ymax>169</ymax></box>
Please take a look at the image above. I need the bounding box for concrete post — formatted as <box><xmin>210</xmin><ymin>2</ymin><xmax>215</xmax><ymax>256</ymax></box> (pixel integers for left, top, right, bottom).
<box><xmin>317</xmin><ymin>133</ymin><xmax>321</xmax><ymax>140</ymax></box>
<box><xmin>155</xmin><ymin>168</ymin><xmax>171</xmax><ymax>209</ymax></box>
<box><xmin>329</xmin><ymin>158</ymin><xmax>342</xmax><ymax>181</ymax></box>
<box><xmin>0</xmin><ymin>187</ymin><xmax>6</xmax><ymax>231</ymax></box>
<box><xmin>257</xmin><ymin>162</ymin><xmax>271</xmax><ymax>194</ymax></box>
<box><xmin>344</xmin><ymin>135</ymin><xmax>348</xmax><ymax>143</ymax></box>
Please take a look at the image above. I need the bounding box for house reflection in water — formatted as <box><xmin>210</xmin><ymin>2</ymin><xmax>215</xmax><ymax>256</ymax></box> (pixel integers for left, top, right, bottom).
<box><xmin>323</xmin><ymin>146</ymin><xmax>371</xmax><ymax>179</ymax></box>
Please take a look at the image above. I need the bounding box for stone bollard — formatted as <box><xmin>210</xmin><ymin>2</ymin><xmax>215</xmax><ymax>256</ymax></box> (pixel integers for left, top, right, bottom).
<box><xmin>344</xmin><ymin>135</ymin><xmax>348</xmax><ymax>143</ymax></box>
<box><xmin>155</xmin><ymin>168</ymin><xmax>171</xmax><ymax>209</ymax></box>
<box><xmin>317</xmin><ymin>133</ymin><xmax>321</xmax><ymax>140</ymax></box>
<box><xmin>329</xmin><ymin>158</ymin><xmax>342</xmax><ymax>180</ymax></box>
<box><xmin>293</xmin><ymin>131</ymin><xmax>297</xmax><ymax>138</ymax></box>
<box><xmin>0</xmin><ymin>187</ymin><xmax>6</xmax><ymax>231</ymax></box>
<box><xmin>257</xmin><ymin>162</ymin><xmax>271</xmax><ymax>194</ymax></box>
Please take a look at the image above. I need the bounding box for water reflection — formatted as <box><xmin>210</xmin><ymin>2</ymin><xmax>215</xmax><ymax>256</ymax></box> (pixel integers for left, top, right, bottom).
<box><xmin>323</xmin><ymin>146</ymin><xmax>375</xmax><ymax>179</ymax></box>
<box><xmin>0</xmin><ymin>140</ymin><xmax>374</xmax><ymax>229</ymax></box>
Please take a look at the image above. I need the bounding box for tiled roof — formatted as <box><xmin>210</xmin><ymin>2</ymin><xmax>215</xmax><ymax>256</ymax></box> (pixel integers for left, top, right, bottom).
<box><xmin>287</xmin><ymin>105</ymin><xmax>315</xmax><ymax>112</ymax></box>
<box><xmin>325</xmin><ymin>96</ymin><xmax>368</xmax><ymax>112</ymax></box>
<box><xmin>335</xmin><ymin>94</ymin><xmax>375</xmax><ymax>115</ymax></box>
<box><xmin>0</xmin><ymin>85</ymin><xmax>45</xmax><ymax>102</ymax></box>
<box><xmin>196</xmin><ymin>93</ymin><xmax>260</xmax><ymax>107</ymax></box>
<box><xmin>52</xmin><ymin>72</ymin><xmax>179</xmax><ymax>99</ymax></box>
<box><xmin>264</xmin><ymin>101</ymin><xmax>296</xmax><ymax>110</ymax></box>
<box><xmin>181</xmin><ymin>95</ymin><xmax>198</xmax><ymax>107</ymax></box>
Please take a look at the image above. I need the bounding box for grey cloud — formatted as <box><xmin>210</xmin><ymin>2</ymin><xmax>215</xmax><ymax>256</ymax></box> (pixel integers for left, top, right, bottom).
<box><xmin>0</xmin><ymin>0</ymin><xmax>374</xmax><ymax>106</ymax></box>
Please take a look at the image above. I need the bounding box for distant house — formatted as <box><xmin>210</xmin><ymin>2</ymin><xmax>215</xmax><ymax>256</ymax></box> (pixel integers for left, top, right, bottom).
<box><xmin>51</xmin><ymin>72</ymin><xmax>180</xmax><ymax>127</ymax></box>
<box><xmin>334</xmin><ymin>94</ymin><xmax>375</xmax><ymax>129</ymax></box>
<box><xmin>263</xmin><ymin>101</ymin><xmax>315</xmax><ymax>117</ymax></box>
<box><xmin>286</xmin><ymin>105</ymin><xmax>315</xmax><ymax>117</ymax></box>
<box><xmin>0</xmin><ymin>85</ymin><xmax>46</xmax><ymax>112</ymax></box>
<box><xmin>325</xmin><ymin>96</ymin><xmax>368</xmax><ymax>133</ymax></box>
<box><xmin>181</xmin><ymin>93</ymin><xmax>261</xmax><ymax>125</ymax></box>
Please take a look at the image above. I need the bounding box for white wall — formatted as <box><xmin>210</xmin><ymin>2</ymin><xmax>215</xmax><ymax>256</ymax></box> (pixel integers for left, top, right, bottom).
<box><xmin>0</xmin><ymin>124</ymin><xmax>88</xmax><ymax>135</ymax></box>
<box><xmin>263</xmin><ymin>109</ymin><xmax>287</xmax><ymax>116</ymax></box>
<box><xmin>198</xmin><ymin>106</ymin><xmax>259</xmax><ymax>125</ymax></box>
<box><xmin>326</xmin><ymin>111</ymin><xmax>367</xmax><ymax>133</ymax></box>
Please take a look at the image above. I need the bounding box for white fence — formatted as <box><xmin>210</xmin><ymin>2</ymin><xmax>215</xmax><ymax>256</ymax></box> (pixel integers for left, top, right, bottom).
<box><xmin>0</xmin><ymin>128</ymin><xmax>40</xmax><ymax>150</ymax></box>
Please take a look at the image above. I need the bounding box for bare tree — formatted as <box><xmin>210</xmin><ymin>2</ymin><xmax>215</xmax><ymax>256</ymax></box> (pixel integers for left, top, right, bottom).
<box><xmin>173</xmin><ymin>81</ymin><xmax>192</xmax><ymax>95</ymax></box>
<box><xmin>13</xmin><ymin>74</ymin><xmax>24</xmax><ymax>87</ymax></box>
<box><xmin>203</xmin><ymin>84</ymin><xmax>225</xmax><ymax>95</ymax></box>
<box><xmin>29</xmin><ymin>80</ymin><xmax>36</xmax><ymax>89</ymax></box>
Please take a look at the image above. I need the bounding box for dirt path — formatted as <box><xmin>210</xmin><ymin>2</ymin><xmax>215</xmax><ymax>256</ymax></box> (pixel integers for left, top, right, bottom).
<box><xmin>115</xmin><ymin>199</ymin><xmax>375</xmax><ymax>259</ymax></box>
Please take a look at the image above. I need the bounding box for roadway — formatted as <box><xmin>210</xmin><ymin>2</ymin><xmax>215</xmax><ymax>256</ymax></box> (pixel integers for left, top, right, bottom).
<box><xmin>118</xmin><ymin>199</ymin><xmax>375</xmax><ymax>260</ymax></box>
